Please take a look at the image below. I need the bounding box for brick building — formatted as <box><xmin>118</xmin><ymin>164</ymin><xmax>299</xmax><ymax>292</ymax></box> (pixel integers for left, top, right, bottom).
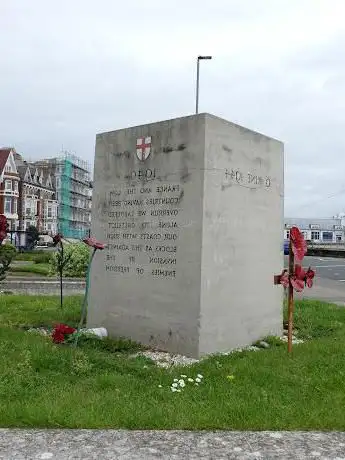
<box><xmin>14</xmin><ymin>153</ymin><xmax>58</xmax><ymax>234</ymax></box>
<box><xmin>0</xmin><ymin>148</ymin><xmax>20</xmax><ymax>229</ymax></box>
<box><xmin>0</xmin><ymin>147</ymin><xmax>91</xmax><ymax>240</ymax></box>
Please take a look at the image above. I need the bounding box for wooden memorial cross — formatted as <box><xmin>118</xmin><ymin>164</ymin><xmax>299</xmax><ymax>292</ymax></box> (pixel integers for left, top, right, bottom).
<box><xmin>274</xmin><ymin>227</ymin><xmax>315</xmax><ymax>353</ymax></box>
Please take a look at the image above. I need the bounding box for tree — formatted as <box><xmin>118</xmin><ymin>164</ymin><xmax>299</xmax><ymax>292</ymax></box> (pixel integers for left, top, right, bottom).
<box><xmin>26</xmin><ymin>226</ymin><xmax>39</xmax><ymax>250</ymax></box>
<box><xmin>0</xmin><ymin>215</ymin><xmax>16</xmax><ymax>281</ymax></box>
<box><xmin>0</xmin><ymin>243</ymin><xmax>16</xmax><ymax>281</ymax></box>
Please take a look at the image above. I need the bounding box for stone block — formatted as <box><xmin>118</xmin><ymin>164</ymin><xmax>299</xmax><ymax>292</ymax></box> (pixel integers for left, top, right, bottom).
<box><xmin>88</xmin><ymin>113</ymin><xmax>284</xmax><ymax>358</ymax></box>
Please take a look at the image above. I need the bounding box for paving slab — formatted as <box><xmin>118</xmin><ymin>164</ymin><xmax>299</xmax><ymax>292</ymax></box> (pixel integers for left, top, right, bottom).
<box><xmin>0</xmin><ymin>430</ymin><xmax>345</xmax><ymax>459</ymax></box>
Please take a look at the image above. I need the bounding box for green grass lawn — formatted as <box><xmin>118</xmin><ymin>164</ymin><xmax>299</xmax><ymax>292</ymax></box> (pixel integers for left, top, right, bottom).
<box><xmin>15</xmin><ymin>251</ymin><xmax>52</xmax><ymax>264</ymax></box>
<box><xmin>0</xmin><ymin>296</ymin><xmax>345</xmax><ymax>429</ymax></box>
<box><xmin>9</xmin><ymin>263</ymin><xmax>50</xmax><ymax>276</ymax></box>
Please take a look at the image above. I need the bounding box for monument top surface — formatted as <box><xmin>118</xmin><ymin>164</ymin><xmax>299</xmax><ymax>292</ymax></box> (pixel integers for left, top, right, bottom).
<box><xmin>97</xmin><ymin>112</ymin><xmax>283</xmax><ymax>143</ymax></box>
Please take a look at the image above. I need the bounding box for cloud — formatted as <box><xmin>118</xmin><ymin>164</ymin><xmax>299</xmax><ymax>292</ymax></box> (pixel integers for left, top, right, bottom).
<box><xmin>1</xmin><ymin>0</ymin><xmax>345</xmax><ymax>216</ymax></box>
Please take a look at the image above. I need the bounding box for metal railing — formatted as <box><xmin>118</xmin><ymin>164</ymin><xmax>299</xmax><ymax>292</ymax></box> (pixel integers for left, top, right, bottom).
<box><xmin>307</xmin><ymin>242</ymin><xmax>345</xmax><ymax>249</ymax></box>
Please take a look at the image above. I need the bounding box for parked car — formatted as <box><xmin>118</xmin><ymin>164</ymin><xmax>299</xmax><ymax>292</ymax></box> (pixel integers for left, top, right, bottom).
<box><xmin>284</xmin><ymin>240</ymin><xmax>289</xmax><ymax>255</ymax></box>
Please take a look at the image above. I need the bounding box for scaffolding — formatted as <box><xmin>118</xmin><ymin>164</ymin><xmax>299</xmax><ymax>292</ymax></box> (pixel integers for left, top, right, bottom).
<box><xmin>34</xmin><ymin>151</ymin><xmax>91</xmax><ymax>239</ymax></box>
<box><xmin>57</xmin><ymin>151</ymin><xmax>90</xmax><ymax>173</ymax></box>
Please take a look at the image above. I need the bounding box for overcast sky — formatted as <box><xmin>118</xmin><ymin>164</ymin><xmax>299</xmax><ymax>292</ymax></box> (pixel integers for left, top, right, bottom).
<box><xmin>1</xmin><ymin>0</ymin><xmax>345</xmax><ymax>217</ymax></box>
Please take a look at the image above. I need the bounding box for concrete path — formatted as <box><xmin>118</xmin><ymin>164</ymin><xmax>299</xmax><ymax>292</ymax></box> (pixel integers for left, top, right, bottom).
<box><xmin>1</xmin><ymin>278</ymin><xmax>85</xmax><ymax>295</ymax></box>
<box><xmin>0</xmin><ymin>430</ymin><xmax>345</xmax><ymax>459</ymax></box>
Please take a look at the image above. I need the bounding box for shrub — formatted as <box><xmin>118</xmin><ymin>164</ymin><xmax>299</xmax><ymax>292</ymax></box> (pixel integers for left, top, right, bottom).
<box><xmin>49</xmin><ymin>243</ymin><xmax>90</xmax><ymax>278</ymax></box>
<box><xmin>32</xmin><ymin>253</ymin><xmax>51</xmax><ymax>264</ymax></box>
<box><xmin>0</xmin><ymin>243</ymin><xmax>17</xmax><ymax>281</ymax></box>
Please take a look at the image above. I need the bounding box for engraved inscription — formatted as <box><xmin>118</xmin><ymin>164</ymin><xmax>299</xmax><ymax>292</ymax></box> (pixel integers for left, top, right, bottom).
<box><xmin>224</xmin><ymin>168</ymin><xmax>272</xmax><ymax>188</ymax></box>
<box><xmin>105</xmin><ymin>177</ymin><xmax>182</xmax><ymax>279</ymax></box>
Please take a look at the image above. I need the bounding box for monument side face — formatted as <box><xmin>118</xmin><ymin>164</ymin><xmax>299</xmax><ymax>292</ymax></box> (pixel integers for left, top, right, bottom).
<box><xmin>88</xmin><ymin>115</ymin><xmax>206</xmax><ymax>357</ymax></box>
<box><xmin>199</xmin><ymin>114</ymin><xmax>284</xmax><ymax>355</ymax></box>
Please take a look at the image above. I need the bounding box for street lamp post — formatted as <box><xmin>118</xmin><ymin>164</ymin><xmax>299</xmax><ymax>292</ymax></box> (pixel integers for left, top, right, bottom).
<box><xmin>196</xmin><ymin>55</ymin><xmax>212</xmax><ymax>114</ymax></box>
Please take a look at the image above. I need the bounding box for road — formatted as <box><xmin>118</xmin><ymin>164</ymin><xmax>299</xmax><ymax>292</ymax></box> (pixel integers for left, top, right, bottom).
<box><xmin>285</xmin><ymin>255</ymin><xmax>345</xmax><ymax>281</ymax></box>
<box><xmin>284</xmin><ymin>255</ymin><xmax>345</xmax><ymax>304</ymax></box>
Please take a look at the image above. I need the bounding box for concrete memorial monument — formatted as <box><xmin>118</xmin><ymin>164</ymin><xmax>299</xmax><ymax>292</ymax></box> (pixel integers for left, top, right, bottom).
<box><xmin>88</xmin><ymin>113</ymin><xmax>284</xmax><ymax>358</ymax></box>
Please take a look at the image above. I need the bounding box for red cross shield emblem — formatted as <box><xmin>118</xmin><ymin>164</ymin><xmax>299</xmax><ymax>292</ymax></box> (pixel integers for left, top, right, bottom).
<box><xmin>136</xmin><ymin>136</ymin><xmax>151</xmax><ymax>161</ymax></box>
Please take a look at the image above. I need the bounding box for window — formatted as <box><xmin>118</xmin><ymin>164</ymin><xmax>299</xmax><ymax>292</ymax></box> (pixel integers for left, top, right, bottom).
<box><xmin>5</xmin><ymin>164</ymin><xmax>11</xmax><ymax>172</ymax></box>
<box><xmin>25</xmin><ymin>199</ymin><xmax>35</xmax><ymax>216</ymax></box>
<box><xmin>336</xmin><ymin>234</ymin><xmax>343</xmax><ymax>242</ymax></box>
<box><xmin>5</xmin><ymin>180</ymin><xmax>12</xmax><ymax>191</ymax></box>
<box><xmin>47</xmin><ymin>207</ymin><xmax>52</xmax><ymax>218</ymax></box>
<box><xmin>311</xmin><ymin>231</ymin><xmax>320</xmax><ymax>241</ymax></box>
<box><xmin>4</xmin><ymin>197</ymin><xmax>11</xmax><ymax>214</ymax></box>
<box><xmin>13</xmin><ymin>199</ymin><xmax>17</xmax><ymax>215</ymax></box>
<box><xmin>13</xmin><ymin>181</ymin><xmax>18</xmax><ymax>192</ymax></box>
<box><xmin>322</xmin><ymin>231</ymin><xmax>333</xmax><ymax>242</ymax></box>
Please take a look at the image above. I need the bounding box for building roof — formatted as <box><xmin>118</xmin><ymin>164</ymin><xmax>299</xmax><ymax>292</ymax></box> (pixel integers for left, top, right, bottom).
<box><xmin>285</xmin><ymin>217</ymin><xmax>343</xmax><ymax>231</ymax></box>
<box><xmin>16</xmin><ymin>165</ymin><xmax>28</xmax><ymax>179</ymax></box>
<box><xmin>0</xmin><ymin>148</ymin><xmax>11</xmax><ymax>175</ymax></box>
<box><xmin>13</xmin><ymin>152</ymin><xmax>24</xmax><ymax>164</ymax></box>
<box><xmin>14</xmin><ymin>156</ymin><xmax>54</xmax><ymax>192</ymax></box>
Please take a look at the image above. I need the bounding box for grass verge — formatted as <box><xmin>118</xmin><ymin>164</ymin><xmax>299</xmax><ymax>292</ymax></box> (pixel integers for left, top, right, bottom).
<box><xmin>0</xmin><ymin>297</ymin><xmax>344</xmax><ymax>429</ymax></box>
<box><xmin>0</xmin><ymin>295</ymin><xmax>82</xmax><ymax>327</ymax></box>
<box><xmin>9</xmin><ymin>263</ymin><xmax>50</xmax><ymax>276</ymax></box>
<box><xmin>15</xmin><ymin>251</ymin><xmax>52</xmax><ymax>264</ymax></box>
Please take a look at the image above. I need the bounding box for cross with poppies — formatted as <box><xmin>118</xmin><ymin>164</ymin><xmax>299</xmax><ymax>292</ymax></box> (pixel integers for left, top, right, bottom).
<box><xmin>274</xmin><ymin>226</ymin><xmax>315</xmax><ymax>353</ymax></box>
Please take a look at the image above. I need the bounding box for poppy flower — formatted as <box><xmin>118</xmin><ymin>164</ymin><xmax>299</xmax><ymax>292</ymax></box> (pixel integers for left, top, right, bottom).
<box><xmin>290</xmin><ymin>264</ymin><xmax>316</xmax><ymax>292</ymax></box>
<box><xmin>290</xmin><ymin>226</ymin><xmax>307</xmax><ymax>262</ymax></box>
<box><xmin>83</xmin><ymin>237</ymin><xmax>105</xmax><ymax>250</ymax></box>
<box><xmin>279</xmin><ymin>269</ymin><xmax>289</xmax><ymax>288</ymax></box>
<box><xmin>290</xmin><ymin>264</ymin><xmax>306</xmax><ymax>292</ymax></box>
<box><xmin>305</xmin><ymin>267</ymin><xmax>315</xmax><ymax>288</ymax></box>
<box><xmin>52</xmin><ymin>323</ymin><xmax>76</xmax><ymax>343</ymax></box>
<box><xmin>52</xmin><ymin>233</ymin><xmax>63</xmax><ymax>246</ymax></box>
